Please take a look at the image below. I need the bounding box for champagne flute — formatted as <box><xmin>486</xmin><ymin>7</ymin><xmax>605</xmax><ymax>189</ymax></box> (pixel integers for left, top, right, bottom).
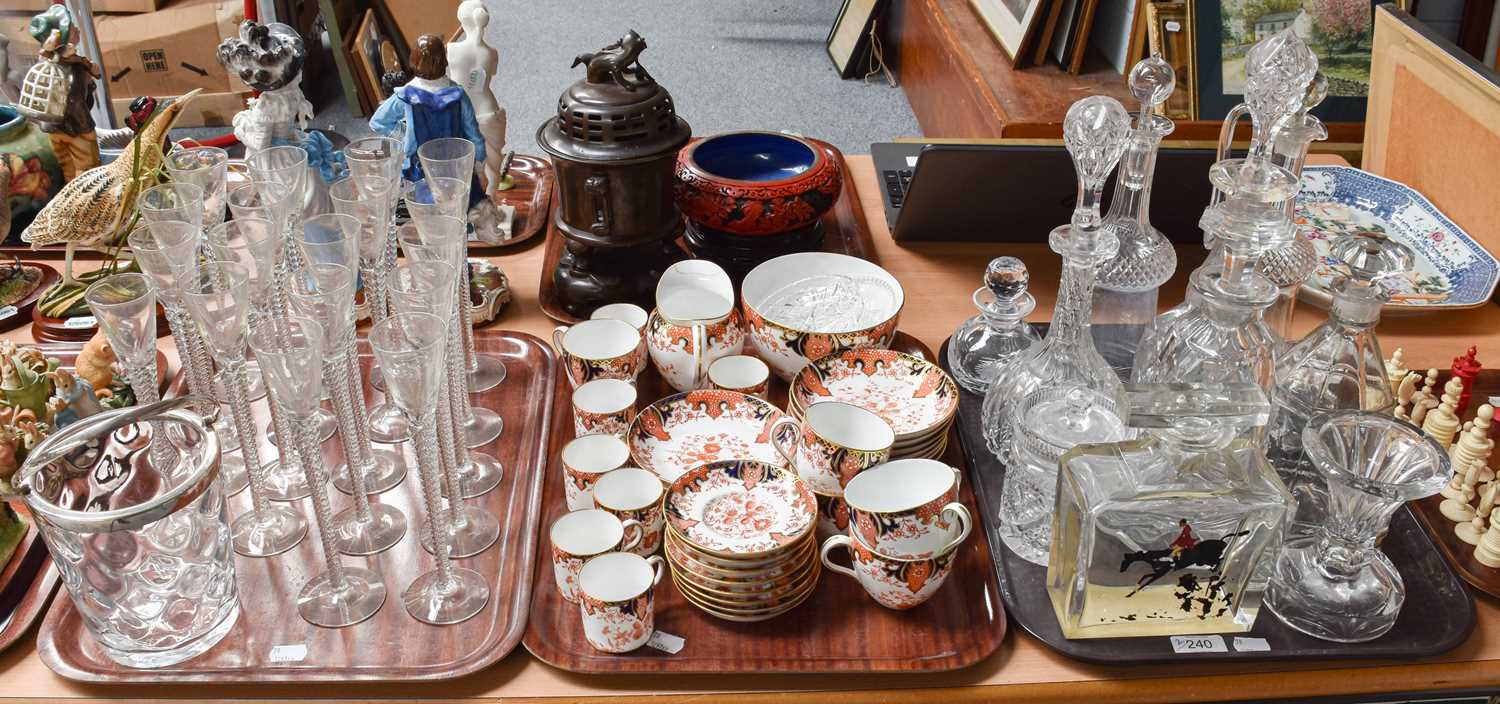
<box><xmin>387</xmin><ymin>261</ymin><xmax>499</xmax><ymax>557</ymax></box>
<box><xmin>250</xmin><ymin>315</ymin><xmax>387</xmax><ymax>626</ymax></box>
<box><xmin>181</xmin><ymin>261</ymin><xmax>307</xmax><ymax>557</ymax></box>
<box><xmin>370</xmin><ymin>312</ymin><xmax>490</xmax><ymax>625</ymax></box>
<box><xmin>84</xmin><ymin>273</ymin><xmax>174</xmax><ymax>474</ymax></box>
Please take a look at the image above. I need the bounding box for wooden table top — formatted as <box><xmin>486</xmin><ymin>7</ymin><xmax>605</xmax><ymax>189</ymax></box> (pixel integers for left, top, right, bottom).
<box><xmin>2</xmin><ymin>154</ymin><xmax>1498</xmax><ymax>702</ymax></box>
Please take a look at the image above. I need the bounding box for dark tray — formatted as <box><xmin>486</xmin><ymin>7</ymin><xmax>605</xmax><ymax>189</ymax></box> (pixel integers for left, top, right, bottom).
<box><xmin>940</xmin><ymin>337</ymin><xmax>1477</xmax><ymax>664</ymax></box>
<box><xmin>522</xmin><ymin>334</ymin><xmax>1008</xmax><ymax>673</ymax></box>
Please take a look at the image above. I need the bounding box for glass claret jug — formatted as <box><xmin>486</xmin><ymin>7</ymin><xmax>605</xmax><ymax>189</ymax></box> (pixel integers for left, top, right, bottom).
<box><xmin>948</xmin><ymin>256</ymin><xmax>1041</xmax><ymax>394</ymax></box>
<box><xmin>1131</xmin><ymin>29</ymin><xmax>1319</xmax><ymax>395</ymax></box>
<box><xmin>1047</xmin><ymin>383</ymin><xmax>1291</xmax><ymax>639</ymax></box>
<box><xmin>1092</xmin><ymin>56</ymin><xmax>1177</xmax><ymax>377</ymax></box>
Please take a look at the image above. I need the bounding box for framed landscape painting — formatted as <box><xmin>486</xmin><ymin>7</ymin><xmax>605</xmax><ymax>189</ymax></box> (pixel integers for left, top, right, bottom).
<box><xmin>1195</xmin><ymin>0</ymin><xmax>1377</xmax><ymax>122</ymax></box>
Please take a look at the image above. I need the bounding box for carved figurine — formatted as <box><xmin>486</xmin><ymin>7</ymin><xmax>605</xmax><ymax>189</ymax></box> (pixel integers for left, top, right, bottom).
<box><xmin>1385</xmin><ymin>348</ymin><xmax>1407</xmax><ymax>394</ymax></box>
<box><xmin>17</xmin><ymin>5</ymin><xmax>100</xmax><ymax>183</ymax></box>
<box><xmin>572</xmin><ymin>30</ymin><xmax>653</xmax><ymax>89</ymax></box>
<box><xmin>22</xmin><ymin>90</ymin><xmax>201</xmax><ymax>287</ymax></box>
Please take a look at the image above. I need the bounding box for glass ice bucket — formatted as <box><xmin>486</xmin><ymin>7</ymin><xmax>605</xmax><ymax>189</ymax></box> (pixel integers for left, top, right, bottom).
<box><xmin>11</xmin><ymin>398</ymin><xmax>239</xmax><ymax>668</ymax></box>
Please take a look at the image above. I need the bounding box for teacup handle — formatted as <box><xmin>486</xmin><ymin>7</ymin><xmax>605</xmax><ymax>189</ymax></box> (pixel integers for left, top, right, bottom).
<box><xmin>819</xmin><ymin>535</ymin><xmax>859</xmax><ymax>580</ymax></box>
<box><xmin>938</xmin><ymin>502</ymin><xmax>973</xmax><ymax>554</ymax></box>
<box><xmin>551</xmin><ymin>325</ymin><xmax>570</xmax><ymax>361</ymax></box>
<box><xmin>769</xmin><ymin>416</ymin><xmax>801</xmax><ymax>467</ymax></box>
<box><xmin>646</xmin><ymin>555</ymin><xmax>666</xmax><ymax>586</ymax></box>
<box><xmin>619</xmin><ymin>518</ymin><xmax>644</xmax><ymax>553</ymax></box>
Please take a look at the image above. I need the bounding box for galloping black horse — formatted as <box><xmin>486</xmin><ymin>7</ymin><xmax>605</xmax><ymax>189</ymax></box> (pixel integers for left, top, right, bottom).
<box><xmin>1119</xmin><ymin>531</ymin><xmax>1250</xmax><ymax>597</ymax></box>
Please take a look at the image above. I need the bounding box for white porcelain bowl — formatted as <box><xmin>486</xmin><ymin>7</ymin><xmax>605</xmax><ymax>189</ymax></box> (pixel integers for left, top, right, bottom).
<box><xmin>740</xmin><ymin>252</ymin><xmax>904</xmax><ymax>381</ymax></box>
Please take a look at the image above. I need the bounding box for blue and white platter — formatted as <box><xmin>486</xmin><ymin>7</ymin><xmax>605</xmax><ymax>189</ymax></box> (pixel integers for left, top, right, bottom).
<box><xmin>1294</xmin><ymin>165</ymin><xmax>1498</xmax><ymax>312</ymax></box>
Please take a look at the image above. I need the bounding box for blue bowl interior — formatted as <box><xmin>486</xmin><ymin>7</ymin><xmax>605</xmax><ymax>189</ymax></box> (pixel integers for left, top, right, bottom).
<box><xmin>691</xmin><ymin>133</ymin><xmax>815</xmax><ymax>182</ymax></box>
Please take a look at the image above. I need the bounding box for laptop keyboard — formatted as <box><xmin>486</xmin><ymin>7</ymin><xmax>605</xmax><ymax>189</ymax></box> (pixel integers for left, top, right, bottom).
<box><xmin>882</xmin><ymin>169</ymin><xmax>914</xmax><ymax>208</ymax></box>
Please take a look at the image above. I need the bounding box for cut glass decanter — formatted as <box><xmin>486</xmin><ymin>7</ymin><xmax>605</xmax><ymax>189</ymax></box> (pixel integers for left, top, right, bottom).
<box><xmin>948</xmin><ymin>256</ymin><xmax>1042</xmax><ymax>394</ymax></box>
<box><xmin>1048</xmin><ymin>383</ymin><xmax>1291</xmax><ymax>638</ymax></box>
<box><xmin>982</xmin><ymin>96</ymin><xmax>1133</xmax><ymax>565</ymax></box>
<box><xmin>1093</xmin><ymin>56</ymin><xmax>1177</xmax><ymax>377</ymax></box>
<box><xmin>1268</xmin><ymin>231</ymin><xmax>1408</xmax><ymax>536</ymax></box>
<box><xmin>1132</xmin><ymin>29</ymin><xmax>1318</xmax><ymax>396</ymax></box>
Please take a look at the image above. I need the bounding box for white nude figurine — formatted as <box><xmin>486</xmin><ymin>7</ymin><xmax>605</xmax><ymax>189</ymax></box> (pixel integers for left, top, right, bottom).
<box><xmin>447</xmin><ymin>1</ymin><xmax>515</xmax><ymax>243</ymax></box>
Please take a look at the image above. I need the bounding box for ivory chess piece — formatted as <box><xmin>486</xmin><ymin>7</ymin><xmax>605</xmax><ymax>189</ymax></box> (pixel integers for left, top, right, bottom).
<box><xmin>1474</xmin><ymin>507</ymin><xmax>1500</xmax><ymax>567</ymax></box>
<box><xmin>1450</xmin><ymin>405</ymin><xmax>1495</xmax><ymax>480</ymax></box>
<box><xmin>1451</xmin><ymin>346</ymin><xmax>1481</xmax><ymax>415</ymax></box>
<box><xmin>1410</xmin><ymin>369</ymin><xmax>1440</xmax><ymax>426</ymax></box>
<box><xmin>1385</xmin><ymin>348</ymin><xmax>1407</xmax><ymax>394</ymax></box>
<box><xmin>1422</xmin><ymin>387</ymin><xmax>1461</xmax><ymax>449</ymax></box>
<box><xmin>1458</xmin><ymin>484</ymin><xmax>1497</xmax><ymax>545</ymax></box>
<box><xmin>1439</xmin><ymin>461</ymin><xmax>1481</xmax><ymax>522</ymax></box>
<box><xmin>1394</xmin><ymin>371</ymin><xmax>1420</xmax><ymax>418</ymax></box>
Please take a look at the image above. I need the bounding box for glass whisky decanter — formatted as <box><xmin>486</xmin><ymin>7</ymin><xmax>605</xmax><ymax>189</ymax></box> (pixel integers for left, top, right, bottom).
<box><xmin>1256</xmin><ymin>73</ymin><xmax>1329</xmax><ymax>349</ymax></box>
<box><xmin>1131</xmin><ymin>29</ymin><xmax>1318</xmax><ymax>395</ymax></box>
<box><xmin>1048</xmin><ymin>383</ymin><xmax>1291</xmax><ymax>639</ymax></box>
<box><xmin>949</xmin><ymin>256</ymin><xmax>1042</xmax><ymax>394</ymax></box>
<box><xmin>1093</xmin><ymin>56</ymin><xmax>1177</xmax><ymax>378</ymax></box>
<box><xmin>1268</xmin><ymin>231</ymin><xmax>1408</xmax><ymax>536</ymax></box>
<box><xmin>981</xmin><ymin>95</ymin><xmax>1131</xmax><ymax>465</ymax></box>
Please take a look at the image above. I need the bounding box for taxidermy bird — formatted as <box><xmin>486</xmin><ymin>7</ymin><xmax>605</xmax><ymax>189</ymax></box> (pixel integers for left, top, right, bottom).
<box><xmin>21</xmin><ymin>88</ymin><xmax>201</xmax><ymax>286</ymax></box>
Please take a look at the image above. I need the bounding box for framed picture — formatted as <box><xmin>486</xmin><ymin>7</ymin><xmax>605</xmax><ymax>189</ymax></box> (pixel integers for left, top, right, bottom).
<box><xmin>971</xmin><ymin>0</ymin><xmax>1053</xmax><ymax>63</ymax></box>
<box><xmin>827</xmin><ymin>0</ymin><xmax>885</xmax><ymax>79</ymax></box>
<box><xmin>1195</xmin><ymin>0</ymin><xmax>1379</xmax><ymax>122</ymax></box>
<box><xmin>1148</xmin><ymin>1</ymin><xmax>1198</xmax><ymax>120</ymax></box>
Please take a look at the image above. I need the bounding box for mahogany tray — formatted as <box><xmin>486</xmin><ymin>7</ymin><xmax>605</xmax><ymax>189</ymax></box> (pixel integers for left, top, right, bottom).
<box><xmin>1407</xmin><ymin>369</ymin><xmax>1500</xmax><ymax>598</ymax></box>
<box><xmin>941</xmin><ymin>337</ymin><xmax>1476</xmax><ymax>664</ymax></box>
<box><xmin>36</xmin><ymin>330</ymin><xmax>557</xmax><ymax>683</ymax></box>
<box><xmin>536</xmin><ymin>138</ymin><xmax>879</xmax><ymax>324</ymax></box>
<box><xmin>522</xmin><ymin>334</ymin><xmax>1008</xmax><ymax>673</ymax></box>
<box><xmin>0</xmin><ymin>342</ymin><xmax>172</xmax><ymax>653</ymax></box>
<box><xmin>472</xmin><ymin>153</ymin><xmax>553</xmax><ymax>254</ymax></box>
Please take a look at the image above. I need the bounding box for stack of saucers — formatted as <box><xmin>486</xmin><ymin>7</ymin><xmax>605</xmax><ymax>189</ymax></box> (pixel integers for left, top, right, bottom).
<box><xmin>789</xmin><ymin>348</ymin><xmax>959</xmax><ymax>460</ymax></box>
<box><xmin>663</xmin><ymin>459</ymin><xmax>820</xmax><ymax>622</ymax></box>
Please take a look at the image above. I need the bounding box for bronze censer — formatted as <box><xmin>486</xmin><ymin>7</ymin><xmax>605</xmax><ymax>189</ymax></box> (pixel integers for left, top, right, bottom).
<box><xmin>537</xmin><ymin>30</ymin><xmax>692</xmax><ymax>317</ymax></box>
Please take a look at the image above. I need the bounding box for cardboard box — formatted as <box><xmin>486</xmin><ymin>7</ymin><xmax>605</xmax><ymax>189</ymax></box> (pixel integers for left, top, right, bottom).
<box><xmin>95</xmin><ymin>0</ymin><xmax>247</xmax><ymax>98</ymax></box>
<box><xmin>110</xmin><ymin>89</ymin><xmax>247</xmax><ymax>129</ymax></box>
<box><xmin>7</xmin><ymin>0</ymin><xmax>162</xmax><ymax>14</ymax></box>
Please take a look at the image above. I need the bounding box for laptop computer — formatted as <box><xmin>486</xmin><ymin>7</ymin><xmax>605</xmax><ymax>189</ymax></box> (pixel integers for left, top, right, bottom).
<box><xmin>871</xmin><ymin>141</ymin><xmax>1222</xmax><ymax>244</ymax></box>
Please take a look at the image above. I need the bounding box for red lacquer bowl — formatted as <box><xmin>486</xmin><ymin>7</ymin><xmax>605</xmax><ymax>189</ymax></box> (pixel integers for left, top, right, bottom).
<box><xmin>674</xmin><ymin>131</ymin><xmax>842</xmax><ymax>236</ymax></box>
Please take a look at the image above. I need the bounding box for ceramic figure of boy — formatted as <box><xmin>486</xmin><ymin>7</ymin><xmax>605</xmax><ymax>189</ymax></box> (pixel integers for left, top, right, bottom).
<box><xmin>25</xmin><ymin>6</ymin><xmax>100</xmax><ymax>182</ymax></box>
<box><xmin>216</xmin><ymin>22</ymin><xmax>319</xmax><ymax>159</ymax></box>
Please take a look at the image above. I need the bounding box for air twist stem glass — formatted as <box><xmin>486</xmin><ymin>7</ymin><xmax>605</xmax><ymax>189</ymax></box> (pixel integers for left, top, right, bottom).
<box><xmin>325</xmin><ymin>361</ymin><xmax>374</xmax><ymax>525</ymax></box>
<box><xmin>410</xmin><ymin>415</ymin><xmax>457</xmax><ymax>584</ymax></box>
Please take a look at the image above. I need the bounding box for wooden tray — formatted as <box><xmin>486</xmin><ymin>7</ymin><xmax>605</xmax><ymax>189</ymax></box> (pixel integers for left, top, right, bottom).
<box><xmin>0</xmin><ymin>342</ymin><xmax>172</xmax><ymax>653</ymax></box>
<box><xmin>0</xmin><ymin>262</ymin><xmax>59</xmax><ymax>334</ymax></box>
<box><xmin>522</xmin><ymin>334</ymin><xmax>1008</xmax><ymax>673</ymax></box>
<box><xmin>1407</xmin><ymin>369</ymin><xmax>1500</xmax><ymax>598</ymax></box>
<box><xmin>472</xmin><ymin>154</ymin><xmax>553</xmax><ymax>254</ymax></box>
<box><xmin>35</xmin><ymin>330</ymin><xmax>557</xmax><ymax>683</ymax></box>
<box><xmin>536</xmin><ymin>139</ymin><xmax>878</xmax><ymax>324</ymax></box>
<box><xmin>941</xmin><ymin>337</ymin><xmax>1477</xmax><ymax>664</ymax></box>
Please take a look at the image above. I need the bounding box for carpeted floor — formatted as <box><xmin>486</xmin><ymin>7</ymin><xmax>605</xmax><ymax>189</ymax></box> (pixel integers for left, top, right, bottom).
<box><xmin>184</xmin><ymin>1</ymin><xmax>920</xmax><ymax>154</ymax></box>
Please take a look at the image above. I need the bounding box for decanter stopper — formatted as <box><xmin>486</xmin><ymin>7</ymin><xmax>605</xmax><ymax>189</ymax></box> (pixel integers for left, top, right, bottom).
<box><xmin>985</xmin><ymin>256</ymin><xmax>1030</xmax><ymax>302</ymax></box>
<box><xmin>1062</xmin><ymin>96</ymin><xmax>1131</xmax><ymax>234</ymax></box>
<box><xmin>1244</xmin><ymin>29</ymin><xmax>1318</xmax><ymax>158</ymax></box>
<box><xmin>1330</xmin><ymin>231</ymin><xmax>1415</xmax><ymax>283</ymax></box>
<box><xmin>1128</xmin><ymin>56</ymin><xmax>1175</xmax><ymax>127</ymax></box>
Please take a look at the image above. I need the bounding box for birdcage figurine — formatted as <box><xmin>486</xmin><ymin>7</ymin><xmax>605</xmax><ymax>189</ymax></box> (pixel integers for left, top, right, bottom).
<box><xmin>17</xmin><ymin>58</ymin><xmax>69</xmax><ymax>125</ymax></box>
